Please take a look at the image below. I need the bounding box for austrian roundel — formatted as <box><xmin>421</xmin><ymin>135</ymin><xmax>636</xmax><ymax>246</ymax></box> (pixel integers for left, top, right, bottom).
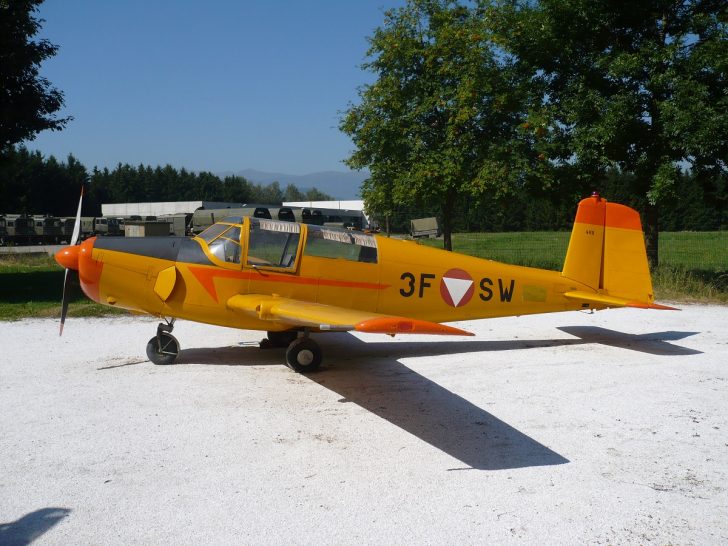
<box><xmin>440</xmin><ymin>268</ymin><xmax>474</xmax><ymax>307</ymax></box>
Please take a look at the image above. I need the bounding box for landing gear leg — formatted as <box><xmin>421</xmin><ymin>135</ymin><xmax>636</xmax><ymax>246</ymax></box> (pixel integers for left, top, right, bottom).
<box><xmin>146</xmin><ymin>318</ymin><xmax>179</xmax><ymax>365</ymax></box>
<box><xmin>265</xmin><ymin>330</ymin><xmax>298</xmax><ymax>348</ymax></box>
<box><xmin>285</xmin><ymin>330</ymin><xmax>322</xmax><ymax>373</ymax></box>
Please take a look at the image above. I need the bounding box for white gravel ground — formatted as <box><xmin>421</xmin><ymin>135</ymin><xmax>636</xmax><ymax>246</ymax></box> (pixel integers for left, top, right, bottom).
<box><xmin>1</xmin><ymin>305</ymin><xmax>726</xmax><ymax>545</ymax></box>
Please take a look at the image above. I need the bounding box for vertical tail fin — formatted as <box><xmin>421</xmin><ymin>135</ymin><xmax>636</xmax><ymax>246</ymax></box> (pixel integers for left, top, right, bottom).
<box><xmin>562</xmin><ymin>194</ymin><xmax>659</xmax><ymax>307</ymax></box>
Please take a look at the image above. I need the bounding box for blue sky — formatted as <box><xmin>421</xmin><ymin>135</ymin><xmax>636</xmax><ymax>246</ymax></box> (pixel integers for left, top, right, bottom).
<box><xmin>28</xmin><ymin>0</ymin><xmax>404</xmax><ymax>174</ymax></box>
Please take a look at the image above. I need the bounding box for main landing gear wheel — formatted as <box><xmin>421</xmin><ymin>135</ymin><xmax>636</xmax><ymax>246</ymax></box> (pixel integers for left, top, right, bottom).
<box><xmin>267</xmin><ymin>330</ymin><xmax>298</xmax><ymax>347</ymax></box>
<box><xmin>146</xmin><ymin>320</ymin><xmax>179</xmax><ymax>365</ymax></box>
<box><xmin>285</xmin><ymin>338</ymin><xmax>322</xmax><ymax>373</ymax></box>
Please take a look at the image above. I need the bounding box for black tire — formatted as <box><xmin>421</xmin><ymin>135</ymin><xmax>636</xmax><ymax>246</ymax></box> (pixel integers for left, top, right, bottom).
<box><xmin>267</xmin><ymin>330</ymin><xmax>298</xmax><ymax>347</ymax></box>
<box><xmin>285</xmin><ymin>338</ymin><xmax>322</xmax><ymax>373</ymax></box>
<box><xmin>146</xmin><ymin>333</ymin><xmax>180</xmax><ymax>365</ymax></box>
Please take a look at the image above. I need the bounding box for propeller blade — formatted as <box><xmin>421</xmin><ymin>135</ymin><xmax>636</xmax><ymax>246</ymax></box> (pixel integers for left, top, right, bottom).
<box><xmin>70</xmin><ymin>186</ymin><xmax>84</xmax><ymax>246</ymax></box>
<box><xmin>60</xmin><ymin>269</ymin><xmax>70</xmax><ymax>336</ymax></box>
<box><xmin>60</xmin><ymin>186</ymin><xmax>84</xmax><ymax>335</ymax></box>
<box><xmin>59</xmin><ymin>268</ymin><xmax>80</xmax><ymax>336</ymax></box>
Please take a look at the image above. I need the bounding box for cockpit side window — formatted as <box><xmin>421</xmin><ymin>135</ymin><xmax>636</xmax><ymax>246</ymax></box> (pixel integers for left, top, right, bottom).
<box><xmin>247</xmin><ymin>219</ymin><xmax>301</xmax><ymax>268</ymax></box>
<box><xmin>304</xmin><ymin>225</ymin><xmax>378</xmax><ymax>263</ymax></box>
<box><xmin>207</xmin><ymin>226</ymin><xmax>241</xmax><ymax>263</ymax></box>
<box><xmin>198</xmin><ymin>223</ymin><xmax>228</xmax><ymax>243</ymax></box>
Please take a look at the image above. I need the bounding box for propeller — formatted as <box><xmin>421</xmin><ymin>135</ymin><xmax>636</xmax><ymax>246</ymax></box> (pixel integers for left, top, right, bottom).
<box><xmin>57</xmin><ymin>187</ymin><xmax>84</xmax><ymax>336</ymax></box>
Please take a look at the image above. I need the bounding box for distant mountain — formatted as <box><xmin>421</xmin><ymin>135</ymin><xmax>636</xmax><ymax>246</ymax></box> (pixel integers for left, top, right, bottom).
<box><xmin>216</xmin><ymin>169</ymin><xmax>368</xmax><ymax>200</ymax></box>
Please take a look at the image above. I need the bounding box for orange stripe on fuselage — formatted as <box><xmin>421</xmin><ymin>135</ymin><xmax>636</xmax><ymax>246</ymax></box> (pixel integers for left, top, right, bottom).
<box><xmin>188</xmin><ymin>266</ymin><xmax>389</xmax><ymax>302</ymax></box>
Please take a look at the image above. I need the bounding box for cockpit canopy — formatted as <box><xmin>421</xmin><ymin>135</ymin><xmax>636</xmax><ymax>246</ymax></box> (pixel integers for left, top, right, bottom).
<box><xmin>196</xmin><ymin>217</ymin><xmax>378</xmax><ymax>268</ymax></box>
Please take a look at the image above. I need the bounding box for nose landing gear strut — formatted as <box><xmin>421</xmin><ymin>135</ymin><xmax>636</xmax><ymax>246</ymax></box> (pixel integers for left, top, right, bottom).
<box><xmin>146</xmin><ymin>318</ymin><xmax>179</xmax><ymax>365</ymax></box>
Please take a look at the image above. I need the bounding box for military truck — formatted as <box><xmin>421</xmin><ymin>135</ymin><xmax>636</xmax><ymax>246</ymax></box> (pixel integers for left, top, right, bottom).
<box><xmin>5</xmin><ymin>214</ymin><xmax>35</xmax><ymax>245</ymax></box>
<box><xmin>0</xmin><ymin>215</ymin><xmax>7</xmax><ymax>245</ymax></box>
<box><xmin>410</xmin><ymin>217</ymin><xmax>440</xmax><ymax>239</ymax></box>
<box><xmin>32</xmin><ymin>215</ymin><xmax>64</xmax><ymax>244</ymax></box>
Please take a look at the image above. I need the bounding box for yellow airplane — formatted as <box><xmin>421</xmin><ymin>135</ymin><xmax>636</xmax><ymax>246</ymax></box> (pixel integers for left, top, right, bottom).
<box><xmin>55</xmin><ymin>192</ymin><xmax>675</xmax><ymax>372</ymax></box>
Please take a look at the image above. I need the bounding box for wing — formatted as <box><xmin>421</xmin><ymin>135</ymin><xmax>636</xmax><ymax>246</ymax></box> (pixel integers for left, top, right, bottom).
<box><xmin>226</xmin><ymin>294</ymin><xmax>473</xmax><ymax>336</ymax></box>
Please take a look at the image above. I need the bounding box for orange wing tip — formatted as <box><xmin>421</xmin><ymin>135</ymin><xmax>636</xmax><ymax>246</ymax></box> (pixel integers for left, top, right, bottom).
<box><xmin>626</xmin><ymin>301</ymin><xmax>680</xmax><ymax>311</ymax></box>
<box><xmin>355</xmin><ymin>317</ymin><xmax>474</xmax><ymax>336</ymax></box>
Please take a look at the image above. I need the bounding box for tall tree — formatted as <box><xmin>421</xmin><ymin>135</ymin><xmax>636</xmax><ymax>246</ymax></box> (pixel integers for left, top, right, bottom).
<box><xmin>283</xmin><ymin>183</ymin><xmax>306</xmax><ymax>202</ymax></box>
<box><xmin>489</xmin><ymin>0</ymin><xmax>728</xmax><ymax>265</ymax></box>
<box><xmin>341</xmin><ymin>0</ymin><xmax>536</xmax><ymax>250</ymax></box>
<box><xmin>258</xmin><ymin>181</ymin><xmax>284</xmax><ymax>205</ymax></box>
<box><xmin>222</xmin><ymin>175</ymin><xmax>254</xmax><ymax>203</ymax></box>
<box><xmin>304</xmin><ymin>187</ymin><xmax>334</xmax><ymax>201</ymax></box>
<box><xmin>0</xmin><ymin>0</ymin><xmax>70</xmax><ymax>152</ymax></box>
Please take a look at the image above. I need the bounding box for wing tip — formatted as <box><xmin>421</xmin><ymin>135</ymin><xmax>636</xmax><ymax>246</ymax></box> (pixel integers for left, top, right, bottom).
<box><xmin>627</xmin><ymin>301</ymin><xmax>680</xmax><ymax>311</ymax></box>
<box><xmin>355</xmin><ymin>317</ymin><xmax>473</xmax><ymax>336</ymax></box>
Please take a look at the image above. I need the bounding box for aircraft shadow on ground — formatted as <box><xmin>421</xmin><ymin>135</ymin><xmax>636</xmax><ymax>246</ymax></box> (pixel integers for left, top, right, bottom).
<box><xmin>313</xmin><ymin>334</ymin><xmax>570</xmax><ymax>471</ymax></box>
<box><xmin>176</xmin><ymin>340</ymin><xmax>283</xmax><ymax>366</ymax></box>
<box><xmin>0</xmin><ymin>508</ymin><xmax>70</xmax><ymax>546</ymax></box>
<box><xmin>166</xmin><ymin>326</ymin><xmax>700</xmax><ymax>470</ymax></box>
<box><xmin>175</xmin><ymin>324</ymin><xmax>700</xmax><ymax>366</ymax></box>
<box><xmin>556</xmin><ymin>326</ymin><xmax>702</xmax><ymax>356</ymax></box>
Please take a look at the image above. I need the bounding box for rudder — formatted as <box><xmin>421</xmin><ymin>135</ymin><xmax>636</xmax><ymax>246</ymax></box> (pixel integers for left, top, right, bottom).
<box><xmin>562</xmin><ymin>194</ymin><xmax>656</xmax><ymax>306</ymax></box>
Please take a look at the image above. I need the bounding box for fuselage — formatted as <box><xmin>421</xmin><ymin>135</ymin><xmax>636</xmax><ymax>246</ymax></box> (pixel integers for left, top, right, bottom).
<box><xmin>70</xmin><ymin>216</ymin><xmax>593</xmax><ymax>333</ymax></box>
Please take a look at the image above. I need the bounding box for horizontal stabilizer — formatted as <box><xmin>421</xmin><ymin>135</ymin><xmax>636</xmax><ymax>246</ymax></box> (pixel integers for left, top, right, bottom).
<box><xmin>564</xmin><ymin>291</ymin><xmax>678</xmax><ymax>311</ymax></box>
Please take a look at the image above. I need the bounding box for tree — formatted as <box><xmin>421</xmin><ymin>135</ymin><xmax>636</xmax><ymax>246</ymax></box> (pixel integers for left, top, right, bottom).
<box><xmin>258</xmin><ymin>181</ymin><xmax>284</xmax><ymax>205</ymax></box>
<box><xmin>222</xmin><ymin>175</ymin><xmax>254</xmax><ymax>203</ymax></box>
<box><xmin>341</xmin><ymin>0</ymin><xmax>536</xmax><ymax>250</ymax></box>
<box><xmin>0</xmin><ymin>0</ymin><xmax>70</xmax><ymax>152</ymax></box>
<box><xmin>489</xmin><ymin>0</ymin><xmax>728</xmax><ymax>265</ymax></box>
<box><xmin>283</xmin><ymin>183</ymin><xmax>306</xmax><ymax>202</ymax></box>
<box><xmin>304</xmin><ymin>187</ymin><xmax>333</xmax><ymax>201</ymax></box>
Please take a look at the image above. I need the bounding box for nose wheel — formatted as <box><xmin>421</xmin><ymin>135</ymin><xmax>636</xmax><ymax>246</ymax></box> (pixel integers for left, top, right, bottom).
<box><xmin>146</xmin><ymin>320</ymin><xmax>180</xmax><ymax>365</ymax></box>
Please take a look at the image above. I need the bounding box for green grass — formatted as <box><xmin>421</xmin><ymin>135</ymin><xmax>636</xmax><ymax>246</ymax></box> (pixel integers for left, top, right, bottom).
<box><xmin>0</xmin><ymin>253</ymin><xmax>126</xmax><ymax>321</ymax></box>
<box><xmin>421</xmin><ymin>231</ymin><xmax>728</xmax><ymax>303</ymax></box>
<box><xmin>657</xmin><ymin>231</ymin><xmax>728</xmax><ymax>270</ymax></box>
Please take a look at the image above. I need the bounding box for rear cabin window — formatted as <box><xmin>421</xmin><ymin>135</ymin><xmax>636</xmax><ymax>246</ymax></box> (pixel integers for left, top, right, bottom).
<box><xmin>304</xmin><ymin>225</ymin><xmax>377</xmax><ymax>263</ymax></box>
<box><xmin>247</xmin><ymin>219</ymin><xmax>300</xmax><ymax>268</ymax></box>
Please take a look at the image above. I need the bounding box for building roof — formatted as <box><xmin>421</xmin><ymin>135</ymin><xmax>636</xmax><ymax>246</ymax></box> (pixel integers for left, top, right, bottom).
<box><xmin>101</xmin><ymin>201</ymin><xmax>243</xmax><ymax>216</ymax></box>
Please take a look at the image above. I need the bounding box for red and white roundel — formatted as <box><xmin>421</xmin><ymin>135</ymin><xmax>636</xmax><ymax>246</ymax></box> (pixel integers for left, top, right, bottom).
<box><xmin>440</xmin><ymin>268</ymin><xmax>474</xmax><ymax>307</ymax></box>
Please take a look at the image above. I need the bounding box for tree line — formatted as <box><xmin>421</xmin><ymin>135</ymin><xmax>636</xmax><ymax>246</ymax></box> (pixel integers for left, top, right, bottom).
<box><xmin>378</xmin><ymin>168</ymin><xmax>727</xmax><ymax>234</ymax></box>
<box><xmin>0</xmin><ymin>147</ymin><xmax>332</xmax><ymax>217</ymax></box>
<box><xmin>0</xmin><ymin>145</ymin><xmax>724</xmax><ymax>232</ymax></box>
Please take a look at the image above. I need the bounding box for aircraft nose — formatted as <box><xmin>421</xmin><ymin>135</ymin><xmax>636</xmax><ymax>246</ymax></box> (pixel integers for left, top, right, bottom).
<box><xmin>55</xmin><ymin>245</ymin><xmax>80</xmax><ymax>270</ymax></box>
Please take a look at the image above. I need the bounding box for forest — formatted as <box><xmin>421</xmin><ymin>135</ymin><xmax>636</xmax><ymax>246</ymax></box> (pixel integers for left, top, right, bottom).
<box><xmin>383</xmin><ymin>168</ymin><xmax>727</xmax><ymax>233</ymax></box>
<box><xmin>0</xmin><ymin>146</ymin><xmax>724</xmax><ymax>233</ymax></box>
<box><xmin>0</xmin><ymin>147</ymin><xmax>332</xmax><ymax>217</ymax></box>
